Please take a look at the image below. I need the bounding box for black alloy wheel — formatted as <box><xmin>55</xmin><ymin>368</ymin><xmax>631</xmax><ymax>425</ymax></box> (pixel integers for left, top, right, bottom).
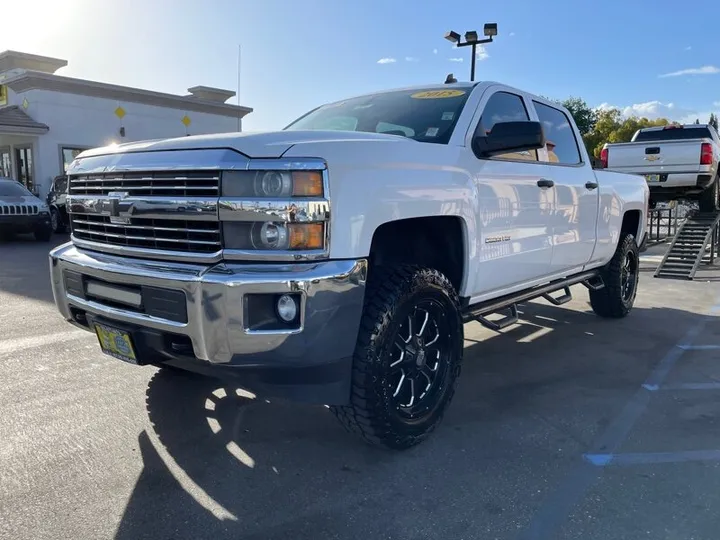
<box><xmin>388</xmin><ymin>300</ymin><xmax>452</xmax><ymax>420</ymax></box>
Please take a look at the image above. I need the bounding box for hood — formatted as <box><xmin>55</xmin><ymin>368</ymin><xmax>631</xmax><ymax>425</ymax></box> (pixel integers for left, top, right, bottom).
<box><xmin>0</xmin><ymin>195</ymin><xmax>42</xmax><ymax>204</ymax></box>
<box><xmin>77</xmin><ymin>130</ymin><xmax>413</xmax><ymax>160</ymax></box>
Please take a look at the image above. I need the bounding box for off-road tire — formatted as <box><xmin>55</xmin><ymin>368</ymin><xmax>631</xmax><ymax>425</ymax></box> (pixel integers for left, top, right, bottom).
<box><xmin>51</xmin><ymin>207</ymin><xmax>67</xmax><ymax>234</ymax></box>
<box><xmin>589</xmin><ymin>233</ymin><xmax>639</xmax><ymax>318</ymax></box>
<box><xmin>698</xmin><ymin>176</ymin><xmax>719</xmax><ymax>213</ymax></box>
<box><xmin>331</xmin><ymin>265</ymin><xmax>464</xmax><ymax>450</ymax></box>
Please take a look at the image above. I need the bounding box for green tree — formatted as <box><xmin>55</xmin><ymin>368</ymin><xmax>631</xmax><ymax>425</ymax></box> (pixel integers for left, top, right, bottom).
<box><xmin>560</xmin><ymin>97</ymin><xmax>598</xmax><ymax>136</ymax></box>
<box><xmin>581</xmin><ymin>108</ymin><xmax>671</xmax><ymax>158</ymax></box>
<box><xmin>695</xmin><ymin>118</ymin><xmax>700</xmax><ymax>124</ymax></box>
<box><xmin>546</xmin><ymin>95</ymin><xmax>674</xmax><ymax>157</ymax></box>
<box><xmin>710</xmin><ymin>113</ymin><xmax>719</xmax><ymax>131</ymax></box>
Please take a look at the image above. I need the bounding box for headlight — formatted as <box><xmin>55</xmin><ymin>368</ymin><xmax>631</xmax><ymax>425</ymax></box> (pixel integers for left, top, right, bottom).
<box><xmin>224</xmin><ymin>222</ymin><xmax>325</xmax><ymax>251</ymax></box>
<box><xmin>252</xmin><ymin>222</ymin><xmax>288</xmax><ymax>249</ymax></box>
<box><xmin>222</xmin><ymin>170</ymin><xmax>323</xmax><ymax>198</ymax></box>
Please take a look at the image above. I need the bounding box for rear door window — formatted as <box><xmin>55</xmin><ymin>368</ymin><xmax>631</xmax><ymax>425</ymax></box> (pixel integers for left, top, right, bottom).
<box><xmin>533</xmin><ymin>101</ymin><xmax>582</xmax><ymax>165</ymax></box>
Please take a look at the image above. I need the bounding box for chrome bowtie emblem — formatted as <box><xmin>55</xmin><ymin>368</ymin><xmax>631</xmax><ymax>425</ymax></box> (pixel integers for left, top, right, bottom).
<box><xmin>102</xmin><ymin>191</ymin><xmax>131</xmax><ymax>224</ymax></box>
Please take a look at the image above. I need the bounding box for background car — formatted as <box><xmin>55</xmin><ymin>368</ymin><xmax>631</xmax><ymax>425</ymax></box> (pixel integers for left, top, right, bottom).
<box><xmin>46</xmin><ymin>174</ymin><xmax>69</xmax><ymax>233</ymax></box>
<box><xmin>0</xmin><ymin>178</ymin><xmax>53</xmax><ymax>242</ymax></box>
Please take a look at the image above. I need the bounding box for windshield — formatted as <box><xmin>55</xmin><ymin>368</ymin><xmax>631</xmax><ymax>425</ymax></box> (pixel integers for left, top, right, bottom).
<box><xmin>0</xmin><ymin>181</ymin><xmax>32</xmax><ymax>197</ymax></box>
<box><xmin>284</xmin><ymin>87</ymin><xmax>474</xmax><ymax>144</ymax></box>
<box><xmin>634</xmin><ymin>126</ymin><xmax>714</xmax><ymax>142</ymax></box>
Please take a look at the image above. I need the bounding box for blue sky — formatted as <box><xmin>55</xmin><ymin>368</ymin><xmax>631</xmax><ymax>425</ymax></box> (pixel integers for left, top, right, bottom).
<box><xmin>4</xmin><ymin>0</ymin><xmax>720</xmax><ymax>131</ymax></box>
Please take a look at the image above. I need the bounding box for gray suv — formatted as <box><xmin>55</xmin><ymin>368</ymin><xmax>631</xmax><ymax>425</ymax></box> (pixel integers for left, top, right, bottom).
<box><xmin>0</xmin><ymin>178</ymin><xmax>52</xmax><ymax>241</ymax></box>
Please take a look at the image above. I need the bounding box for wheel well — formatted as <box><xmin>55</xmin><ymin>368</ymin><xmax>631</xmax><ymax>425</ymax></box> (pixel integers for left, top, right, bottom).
<box><xmin>621</xmin><ymin>210</ymin><xmax>641</xmax><ymax>240</ymax></box>
<box><xmin>369</xmin><ymin>217</ymin><xmax>465</xmax><ymax>292</ymax></box>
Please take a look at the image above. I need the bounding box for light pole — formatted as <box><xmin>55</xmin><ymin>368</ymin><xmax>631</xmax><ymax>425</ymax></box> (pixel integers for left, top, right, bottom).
<box><xmin>444</xmin><ymin>23</ymin><xmax>498</xmax><ymax>82</ymax></box>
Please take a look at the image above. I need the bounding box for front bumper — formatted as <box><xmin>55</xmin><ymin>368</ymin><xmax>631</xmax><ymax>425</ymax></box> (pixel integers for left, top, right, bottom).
<box><xmin>49</xmin><ymin>243</ymin><xmax>367</xmax><ymax>404</ymax></box>
<box><xmin>0</xmin><ymin>213</ymin><xmax>51</xmax><ymax>232</ymax></box>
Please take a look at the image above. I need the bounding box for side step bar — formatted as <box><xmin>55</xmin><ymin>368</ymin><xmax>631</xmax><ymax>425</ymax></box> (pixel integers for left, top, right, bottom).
<box><xmin>462</xmin><ymin>270</ymin><xmax>603</xmax><ymax>330</ymax></box>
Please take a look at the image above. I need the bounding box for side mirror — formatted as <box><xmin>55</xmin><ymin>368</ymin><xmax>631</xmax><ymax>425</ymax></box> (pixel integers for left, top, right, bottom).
<box><xmin>473</xmin><ymin>121</ymin><xmax>546</xmax><ymax>158</ymax></box>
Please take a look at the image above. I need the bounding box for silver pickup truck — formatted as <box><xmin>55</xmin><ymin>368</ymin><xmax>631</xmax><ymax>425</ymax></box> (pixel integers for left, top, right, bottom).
<box><xmin>602</xmin><ymin>124</ymin><xmax>720</xmax><ymax>211</ymax></box>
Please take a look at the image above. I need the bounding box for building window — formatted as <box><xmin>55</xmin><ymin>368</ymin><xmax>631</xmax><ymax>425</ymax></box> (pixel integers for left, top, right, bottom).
<box><xmin>0</xmin><ymin>147</ymin><xmax>10</xmax><ymax>177</ymax></box>
<box><xmin>15</xmin><ymin>146</ymin><xmax>34</xmax><ymax>191</ymax></box>
<box><xmin>61</xmin><ymin>147</ymin><xmax>87</xmax><ymax>172</ymax></box>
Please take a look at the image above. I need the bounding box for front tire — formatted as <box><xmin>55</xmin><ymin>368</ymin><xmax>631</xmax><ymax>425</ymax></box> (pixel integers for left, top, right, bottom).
<box><xmin>51</xmin><ymin>207</ymin><xmax>67</xmax><ymax>233</ymax></box>
<box><xmin>589</xmin><ymin>233</ymin><xmax>639</xmax><ymax>318</ymax></box>
<box><xmin>331</xmin><ymin>265</ymin><xmax>464</xmax><ymax>450</ymax></box>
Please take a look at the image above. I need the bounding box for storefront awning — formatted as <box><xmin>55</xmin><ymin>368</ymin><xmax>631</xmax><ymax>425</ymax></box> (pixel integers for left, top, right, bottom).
<box><xmin>0</xmin><ymin>106</ymin><xmax>49</xmax><ymax>135</ymax></box>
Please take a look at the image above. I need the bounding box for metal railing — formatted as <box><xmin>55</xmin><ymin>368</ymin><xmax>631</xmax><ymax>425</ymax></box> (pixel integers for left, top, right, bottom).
<box><xmin>702</xmin><ymin>219</ymin><xmax>720</xmax><ymax>265</ymax></box>
<box><xmin>646</xmin><ymin>202</ymin><xmax>683</xmax><ymax>245</ymax></box>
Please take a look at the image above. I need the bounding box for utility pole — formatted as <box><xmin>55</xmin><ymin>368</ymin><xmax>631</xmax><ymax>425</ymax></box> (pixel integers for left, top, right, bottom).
<box><xmin>444</xmin><ymin>24</ymin><xmax>498</xmax><ymax>82</ymax></box>
<box><xmin>237</xmin><ymin>45</ymin><xmax>241</xmax><ymax>132</ymax></box>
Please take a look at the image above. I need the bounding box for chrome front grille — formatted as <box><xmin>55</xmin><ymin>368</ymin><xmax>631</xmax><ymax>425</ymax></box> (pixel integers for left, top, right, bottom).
<box><xmin>0</xmin><ymin>205</ymin><xmax>38</xmax><ymax>215</ymax></box>
<box><xmin>68</xmin><ymin>168</ymin><xmax>221</xmax><ymax>260</ymax></box>
<box><xmin>70</xmin><ymin>215</ymin><xmax>220</xmax><ymax>253</ymax></box>
<box><xmin>69</xmin><ymin>171</ymin><xmax>220</xmax><ymax>197</ymax></box>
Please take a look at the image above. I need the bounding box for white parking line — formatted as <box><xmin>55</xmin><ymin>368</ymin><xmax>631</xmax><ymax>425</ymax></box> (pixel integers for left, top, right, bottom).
<box><xmin>0</xmin><ymin>329</ymin><xmax>90</xmax><ymax>356</ymax></box>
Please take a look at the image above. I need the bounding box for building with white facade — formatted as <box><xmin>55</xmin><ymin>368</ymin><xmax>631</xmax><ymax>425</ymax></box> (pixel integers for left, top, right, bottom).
<box><xmin>0</xmin><ymin>50</ymin><xmax>252</xmax><ymax>198</ymax></box>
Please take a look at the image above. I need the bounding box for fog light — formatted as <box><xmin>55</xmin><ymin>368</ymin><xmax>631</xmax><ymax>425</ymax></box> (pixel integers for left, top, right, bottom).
<box><xmin>276</xmin><ymin>294</ymin><xmax>298</xmax><ymax>322</ymax></box>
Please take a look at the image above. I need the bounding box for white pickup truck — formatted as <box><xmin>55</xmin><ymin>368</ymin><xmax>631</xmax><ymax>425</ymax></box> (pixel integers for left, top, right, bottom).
<box><xmin>49</xmin><ymin>81</ymin><xmax>649</xmax><ymax>449</ymax></box>
<box><xmin>602</xmin><ymin>124</ymin><xmax>720</xmax><ymax>211</ymax></box>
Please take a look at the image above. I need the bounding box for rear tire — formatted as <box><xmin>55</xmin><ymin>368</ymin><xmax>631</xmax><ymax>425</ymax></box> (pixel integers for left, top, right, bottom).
<box><xmin>331</xmin><ymin>265</ymin><xmax>464</xmax><ymax>450</ymax></box>
<box><xmin>589</xmin><ymin>233</ymin><xmax>639</xmax><ymax>318</ymax></box>
<box><xmin>698</xmin><ymin>177</ymin><xmax>719</xmax><ymax>212</ymax></box>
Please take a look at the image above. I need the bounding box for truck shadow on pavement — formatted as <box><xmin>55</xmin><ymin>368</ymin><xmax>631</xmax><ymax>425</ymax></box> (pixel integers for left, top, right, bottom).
<box><xmin>0</xmin><ymin>235</ymin><xmax>68</xmax><ymax>305</ymax></box>
<box><xmin>115</xmin><ymin>297</ymin><xmax>712</xmax><ymax>540</ymax></box>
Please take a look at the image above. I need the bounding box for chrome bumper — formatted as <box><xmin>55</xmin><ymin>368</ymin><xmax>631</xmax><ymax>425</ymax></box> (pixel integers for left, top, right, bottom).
<box><xmin>49</xmin><ymin>243</ymin><xmax>367</xmax><ymax>367</ymax></box>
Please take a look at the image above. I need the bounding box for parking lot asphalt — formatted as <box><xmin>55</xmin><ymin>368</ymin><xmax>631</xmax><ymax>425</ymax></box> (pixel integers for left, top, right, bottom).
<box><xmin>1</xmin><ymin>236</ymin><xmax>720</xmax><ymax>540</ymax></box>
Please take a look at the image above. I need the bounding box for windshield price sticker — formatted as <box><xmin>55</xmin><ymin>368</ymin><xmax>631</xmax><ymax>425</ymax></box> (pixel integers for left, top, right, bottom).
<box><xmin>411</xmin><ymin>90</ymin><xmax>466</xmax><ymax>99</ymax></box>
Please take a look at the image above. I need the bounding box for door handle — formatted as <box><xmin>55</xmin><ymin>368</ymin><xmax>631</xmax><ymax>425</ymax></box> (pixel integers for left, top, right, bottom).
<box><xmin>585</xmin><ymin>181</ymin><xmax>599</xmax><ymax>190</ymax></box>
<box><xmin>537</xmin><ymin>178</ymin><xmax>554</xmax><ymax>188</ymax></box>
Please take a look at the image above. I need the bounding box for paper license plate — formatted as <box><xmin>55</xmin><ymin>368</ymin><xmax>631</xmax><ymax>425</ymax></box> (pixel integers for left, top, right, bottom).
<box><xmin>645</xmin><ymin>174</ymin><xmax>660</xmax><ymax>182</ymax></box>
<box><xmin>94</xmin><ymin>323</ymin><xmax>138</xmax><ymax>364</ymax></box>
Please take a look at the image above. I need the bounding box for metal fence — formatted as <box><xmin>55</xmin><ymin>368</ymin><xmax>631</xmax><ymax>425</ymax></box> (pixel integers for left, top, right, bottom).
<box><xmin>646</xmin><ymin>205</ymin><xmax>681</xmax><ymax>245</ymax></box>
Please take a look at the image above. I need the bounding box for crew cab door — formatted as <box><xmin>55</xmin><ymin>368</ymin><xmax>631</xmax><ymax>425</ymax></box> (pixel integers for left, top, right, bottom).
<box><xmin>460</xmin><ymin>88</ymin><xmax>556</xmax><ymax>299</ymax></box>
<box><xmin>530</xmin><ymin>99</ymin><xmax>599</xmax><ymax>273</ymax></box>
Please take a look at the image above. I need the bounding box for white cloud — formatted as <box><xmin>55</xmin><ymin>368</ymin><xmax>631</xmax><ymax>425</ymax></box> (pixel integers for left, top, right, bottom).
<box><xmin>659</xmin><ymin>65</ymin><xmax>720</xmax><ymax>78</ymax></box>
<box><xmin>475</xmin><ymin>45</ymin><xmax>489</xmax><ymax>60</ymax></box>
<box><xmin>714</xmin><ymin>101</ymin><xmax>720</xmax><ymax>107</ymax></box>
<box><xmin>376</xmin><ymin>57</ymin><xmax>396</xmax><ymax>64</ymax></box>
<box><xmin>596</xmin><ymin>100</ymin><xmax>697</xmax><ymax>122</ymax></box>
<box><xmin>509</xmin><ymin>32</ymin><xmax>516</xmax><ymax>37</ymax></box>
<box><xmin>433</xmin><ymin>48</ymin><xmax>438</xmax><ymax>55</ymax></box>
<box><xmin>685</xmin><ymin>46</ymin><xmax>692</xmax><ymax>51</ymax></box>
<box><xmin>597</xmin><ymin>100</ymin><xmax>695</xmax><ymax>120</ymax></box>
<box><xmin>405</xmin><ymin>56</ymin><xmax>419</xmax><ymax>62</ymax></box>
<box><xmin>449</xmin><ymin>57</ymin><xmax>464</xmax><ymax>63</ymax></box>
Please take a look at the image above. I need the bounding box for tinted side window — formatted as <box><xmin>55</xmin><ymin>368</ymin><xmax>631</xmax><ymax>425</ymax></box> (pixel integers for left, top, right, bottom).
<box><xmin>56</xmin><ymin>177</ymin><xmax>68</xmax><ymax>193</ymax></box>
<box><xmin>476</xmin><ymin>92</ymin><xmax>537</xmax><ymax>161</ymax></box>
<box><xmin>533</xmin><ymin>101</ymin><xmax>582</xmax><ymax>165</ymax></box>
